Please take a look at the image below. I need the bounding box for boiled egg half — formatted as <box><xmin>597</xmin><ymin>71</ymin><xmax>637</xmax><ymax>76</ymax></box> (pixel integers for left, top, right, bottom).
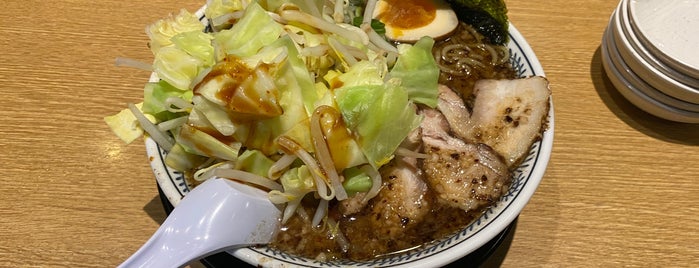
<box><xmin>372</xmin><ymin>0</ymin><xmax>458</xmax><ymax>43</ymax></box>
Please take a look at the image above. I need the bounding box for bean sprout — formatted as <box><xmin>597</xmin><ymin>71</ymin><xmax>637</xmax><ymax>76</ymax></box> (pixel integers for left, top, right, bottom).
<box><xmin>277</xmin><ymin>136</ymin><xmax>335</xmax><ymax>200</ymax></box>
<box><xmin>114</xmin><ymin>57</ymin><xmax>152</xmax><ymax>72</ymax></box>
<box><xmin>157</xmin><ymin>116</ymin><xmax>188</xmax><ymax>132</ymax></box>
<box><xmin>213</xmin><ymin>169</ymin><xmax>283</xmax><ymax>191</ymax></box>
<box><xmin>312</xmin><ymin>199</ymin><xmax>328</xmax><ymax>227</ymax></box>
<box><xmin>128</xmin><ymin>103</ymin><xmax>174</xmax><ymax>151</ymax></box>
<box><xmin>310</xmin><ymin>106</ymin><xmax>348</xmax><ymax>200</ymax></box>
<box><xmin>279</xmin><ymin>10</ymin><xmax>364</xmax><ymax>44</ymax></box>
<box><xmin>164</xmin><ymin>97</ymin><xmax>193</xmax><ymax>113</ymax></box>
<box><xmin>268</xmin><ymin>154</ymin><xmax>298</xmax><ymax>179</ymax></box>
<box><xmin>359</xmin><ymin>164</ymin><xmax>382</xmax><ymax>202</ymax></box>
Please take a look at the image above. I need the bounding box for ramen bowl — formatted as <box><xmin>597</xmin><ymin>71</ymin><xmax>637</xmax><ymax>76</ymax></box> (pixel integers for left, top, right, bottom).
<box><xmin>147</xmin><ymin>5</ymin><xmax>553</xmax><ymax>268</ymax></box>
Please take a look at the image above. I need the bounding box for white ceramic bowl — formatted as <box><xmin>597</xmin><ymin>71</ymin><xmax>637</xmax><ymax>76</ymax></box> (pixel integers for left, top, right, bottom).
<box><xmin>602</xmin><ymin>16</ymin><xmax>699</xmax><ymax>123</ymax></box>
<box><xmin>607</xmin><ymin>10</ymin><xmax>699</xmax><ymax>113</ymax></box>
<box><xmin>614</xmin><ymin>0</ymin><xmax>699</xmax><ymax>104</ymax></box>
<box><xmin>148</xmin><ymin>5</ymin><xmax>554</xmax><ymax>267</ymax></box>
<box><xmin>627</xmin><ymin>0</ymin><xmax>699</xmax><ymax>80</ymax></box>
<box><xmin>620</xmin><ymin>0</ymin><xmax>699</xmax><ymax>89</ymax></box>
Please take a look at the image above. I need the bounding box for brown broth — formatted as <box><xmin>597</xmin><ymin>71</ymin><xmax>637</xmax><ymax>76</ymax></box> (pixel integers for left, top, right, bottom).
<box><xmin>269</xmin><ymin>193</ymin><xmax>487</xmax><ymax>261</ymax></box>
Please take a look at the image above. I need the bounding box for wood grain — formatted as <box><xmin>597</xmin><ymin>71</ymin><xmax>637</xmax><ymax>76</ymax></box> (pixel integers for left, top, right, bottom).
<box><xmin>1</xmin><ymin>0</ymin><xmax>697</xmax><ymax>267</ymax></box>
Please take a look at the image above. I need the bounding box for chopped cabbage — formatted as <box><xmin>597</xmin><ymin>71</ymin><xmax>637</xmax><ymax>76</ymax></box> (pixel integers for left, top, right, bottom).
<box><xmin>205</xmin><ymin>0</ymin><xmax>244</xmax><ymax>19</ymax></box>
<box><xmin>213</xmin><ymin>3</ymin><xmax>284</xmax><ymax>57</ymax></box>
<box><xmin>104</xmin><ymin>103</ymin><xmax>155</xmax><ymax>144</ymax></box>
<box><xmin>164</xmin><ymin>143</ymin><xmax>208</xmax><ymax>172</ymax></box>
<box><xmin>146</xmin><ymin>10</ymin><xmax>214</xmax><ymax>91</ymax></box>
<box><xmin>170</xmin><ymin>31</ymin><xmax>215</xmax><ymax>66</ymax></box>
<box><xmin>336</xmin><ymin>83</ymin><xmax>422</xmax><ymax>168</ymax></box>
<box><xmin>191</xmin><ymin>95</ymin><xmax>236</xmax><ymax>136</ymax></box>
<box><xmin>235</xmin><ymin>150</ymin><xmax>275</xmax><ymax>177</ymax></box>
<box><xmin>241</xmin><ymin>36</ymin><xmax>317</xmax><ymax>154</ymax></box>
<box><xmin>108</xmin><ymin>1</ymin><xmax>447</xmax><ymax>221</ymax></box>
<box><xmin>152</xmin><ymin>46</ymin><xmax>205</xmax><ymax>90</ymax></box>
<box><xmin>389</xmin><ymin>37</ymin><xmax>439</xmax><ymax>108</ymax></box>
<box><xmin>146</xmin><ymin>9</ymin><xmax>205</xmax><ymax>54</ymax></box>
<box><xmin>176</xmin><ymin>124</ymin><xmax>240</xmax><ymax>161</ymax></box>
<box><xmin>142</xmin><ymin>80</ymin><xmax>193</xmax><ymax>120</ymax></box>
<box><xmin>279</xmin><ymin>165</ymin><xmax>315</xmax><ymax>197</ymax></box>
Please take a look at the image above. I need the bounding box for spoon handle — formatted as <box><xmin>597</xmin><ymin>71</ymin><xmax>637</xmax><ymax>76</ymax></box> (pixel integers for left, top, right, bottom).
<box><xmin>117</xmin><ymin>228</ymin><xmax>192</xmax><ymax>268</ymax></box>
<box><xmin>117</xmin><ymin>178</ymin><xmax>280</xmax><ymax>268</ymax></box>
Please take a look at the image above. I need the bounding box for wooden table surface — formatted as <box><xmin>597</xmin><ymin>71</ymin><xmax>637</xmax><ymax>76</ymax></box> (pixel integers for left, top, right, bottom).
<box><xmin>2</xmin><ymin>0</ymin><xmax>698</xmax><ymax>267</ymax></box>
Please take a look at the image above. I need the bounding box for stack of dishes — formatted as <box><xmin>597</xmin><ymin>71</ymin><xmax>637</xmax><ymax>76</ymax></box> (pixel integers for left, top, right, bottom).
<box><xmin>601</xmin><ymin>0</ymin><xmax>699</xmax><ymax>123</ymax></box>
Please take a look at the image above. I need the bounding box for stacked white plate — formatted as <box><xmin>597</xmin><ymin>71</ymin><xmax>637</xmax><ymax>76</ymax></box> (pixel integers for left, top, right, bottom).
<box><xmin>601</xmin><ymin>0</ymin><xmax>699</xmax><ymax>123</ymax></box>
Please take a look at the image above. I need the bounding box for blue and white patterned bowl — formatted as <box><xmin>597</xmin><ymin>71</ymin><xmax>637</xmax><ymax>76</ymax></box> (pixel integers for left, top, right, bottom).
<box><xmin>145</xmin><ymin>5</ymin><xmax>553</xmax><ymax>268</ymax></box>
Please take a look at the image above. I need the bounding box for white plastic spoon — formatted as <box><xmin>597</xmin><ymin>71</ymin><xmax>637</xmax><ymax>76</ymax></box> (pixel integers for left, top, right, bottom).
<box><xmin>118</xmin><ymin>178</ymin><xmax>281</xmax><ymax>268</ymax></box>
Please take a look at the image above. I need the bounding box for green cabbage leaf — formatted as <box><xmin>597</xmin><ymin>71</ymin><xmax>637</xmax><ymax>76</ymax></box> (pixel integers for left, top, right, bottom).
<box><xmin>389</xmin><ymin>37</ymin><xmax>439</xmax><ymax>108</ymax></box>
<box><xmin>142</xmin><ymin>80</ymin><xmax>193</xmax><ymax>121</ymax></box>
<box><xmin>335</xmin><ymin>82</ymin><xmax>422</xmax><ymax>168</ymax></box>
<box><xmin>213</xmin><ymin>2</ymin><xmax>284</xmax><ymax>57</ymax></box>
<box><xmin>204</xmin><ymin>0</ymin><xmax>244</xmax><ymax>19</ymax></box>
<box><xmin>146</xmin><ymin>9</ymin><xmax>205</xmax><ymax>54</ymax></box>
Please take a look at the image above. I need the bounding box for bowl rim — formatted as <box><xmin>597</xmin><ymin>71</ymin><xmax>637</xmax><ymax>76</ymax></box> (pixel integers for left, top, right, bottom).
<box><xmin>146</xmin><ymin>4</ymin><xmax>554</xmax><ymax>267</ymax></box>
<box><xmin>626</xmin><ymin>0</ymin><xmax>699</xmax><ymax>79</ymax></box>
<box><xmin>602</xmin><ymin>20</ymin><xmax>699</xmax><ymax>123</ymax></box>
<box><xmin>606</xmin><ymin>11</ymin><xmax>699</xmax><ymax>114</ymax></box>
<box><xmin>614</xmin><ymin>0</ymin><xmax>699</xmax><ymax>103</ymax></box>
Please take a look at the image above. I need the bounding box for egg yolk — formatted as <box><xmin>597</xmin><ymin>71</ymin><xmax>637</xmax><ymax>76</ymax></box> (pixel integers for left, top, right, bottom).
<box><xmin>375</xmin><ymin>0</ymin><xmax>437</xmax><ymax>29</ymax></box>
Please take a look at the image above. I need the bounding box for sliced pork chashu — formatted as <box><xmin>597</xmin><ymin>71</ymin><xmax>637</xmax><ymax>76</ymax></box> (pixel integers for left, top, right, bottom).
<box><xmin>420</xmin><ymin>109</ymin><xmax>510</xmax><ymax>212</ymax></box>
<box><xmin>437</xmin><ymin>76</ymin><xmax>551</xmax><ymax>168</ymax></box>
<box><xmin>338</xmin><ymin>128</ymin><xmax>425</xmax><ymax>216</ymax></box>
<box><xmin>367</xmin><ymin>156</ymin><xmax>433</xmax><ymax>239</ymax></box>
<box><xmin>344</xmin><ymin>77</ymin><xmax>549</xmax><ymax>227</ymax></box>
<box><xmin>340</xmin><ymin>154</ymin><xmax>433</xmax><ymax>246</ymax></box>
<box><xmin>340</xmin><ymin>127</ymin><xmax>432</xmax><ymax>239</ymax></box>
